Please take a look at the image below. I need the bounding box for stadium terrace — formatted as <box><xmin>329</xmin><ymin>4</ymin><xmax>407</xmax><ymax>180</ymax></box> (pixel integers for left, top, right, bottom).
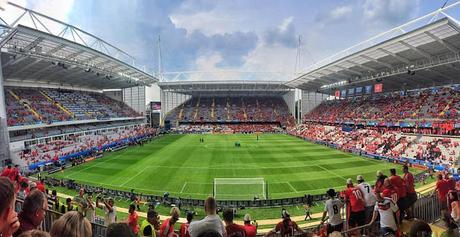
<box><xmin>0</xmin><ymin>1</ymin><xmax>460</xmax><ymax>237</ymax></box>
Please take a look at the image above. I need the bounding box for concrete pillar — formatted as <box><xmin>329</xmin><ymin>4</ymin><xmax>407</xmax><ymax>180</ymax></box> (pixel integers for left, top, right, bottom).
<box><xmin>0</xmin><ymin>54</ymin><xmax>10</xmax><ymax>166</ymax></box>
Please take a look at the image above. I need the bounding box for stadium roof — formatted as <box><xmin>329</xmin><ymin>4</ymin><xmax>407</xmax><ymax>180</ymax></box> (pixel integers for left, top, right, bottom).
<box><xmin>0</xmin><ymin>2</ymin><xmax>157</xmax><ymax>90</ymax></box>
<box><xmin>159</xmin><ymin>80</ymin><xmax>292</xmax><ymax>96</ymax></box>
<box><xmin>287</xmin><ymin>3</ymin><xmax>460</xmax><ymax>94</ymax></box>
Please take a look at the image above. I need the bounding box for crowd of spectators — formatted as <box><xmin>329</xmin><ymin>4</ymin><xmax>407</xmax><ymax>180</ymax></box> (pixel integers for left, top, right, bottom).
<box><xmin>172</xmin><ymin>124</ymin><xmax>284</xmax><ymax>134</ymax></box>
<box><xmin>5</xmin><ymin>87</ymin><xmax>140</xmax><ymax>127</ymax></box>
<box><xmin>306</xmin><ymin>86</ymin><xmax>460</xmax><ymax>124</ymax></box>
<box><xmin>14</xmin><ymin>126</ymin><xmax>156</xmax><ymax>166</ymax></box>
<box><xmin>288</xmin><ymin>123</ymin><xmax>460</xmax><ymax>167</ymax></box>
<box><xmin>166</xmin><ymin>96</ymin><xmax>294</xmax><ymax>127</ymax></box>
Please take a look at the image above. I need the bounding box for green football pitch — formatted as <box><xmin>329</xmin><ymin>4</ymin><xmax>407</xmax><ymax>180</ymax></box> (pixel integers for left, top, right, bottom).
<box><xmin>50</xmin><ymin>134</ymin><xmax>404</xmax><ymax>200</ymax></box>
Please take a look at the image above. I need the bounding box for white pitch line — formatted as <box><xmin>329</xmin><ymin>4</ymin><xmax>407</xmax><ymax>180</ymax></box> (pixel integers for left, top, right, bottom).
<box><xmin>118</xmin><ymin>166</ymin><xmax>150</xmax><ymax>187</ymax></box>
<box><xmin>180</xmin><ymin>182</ymin><xmax>188</xmax><ymax>193</ymax></box>
<box><xmin>315</xmin><ymin>164</ymin><xmax>347</xmax><ymax>181</ymax></box>
<box><xmin>287</xmin><ymin>182</ymin><xmax>298</xmax><ymax>192</ymax></box>
<box><xmin>64</xmin><ymin>153</ymin><xmax>126</xmax><ymax>179</ymax></box>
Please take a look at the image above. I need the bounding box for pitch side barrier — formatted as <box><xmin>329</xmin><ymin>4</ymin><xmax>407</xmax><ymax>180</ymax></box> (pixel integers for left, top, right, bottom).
<box><xmin>43</xmin><ymin>173</ymin><xmax>424</xmax><ymax>209</ymax></box>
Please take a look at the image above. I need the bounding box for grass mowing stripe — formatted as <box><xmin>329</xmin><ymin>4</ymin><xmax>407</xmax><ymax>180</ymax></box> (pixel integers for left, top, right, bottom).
<box><xmin>50</xmin><ymin>134</ymin><xmax>407</xmax><ymax>199</ymax></box>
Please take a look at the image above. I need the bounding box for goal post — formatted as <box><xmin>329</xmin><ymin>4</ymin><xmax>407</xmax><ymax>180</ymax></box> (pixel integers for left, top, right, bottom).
<box><xmin>213</xmin><ymin>178</ymin><xmax>267</xmax><ymax>200</ymax></box>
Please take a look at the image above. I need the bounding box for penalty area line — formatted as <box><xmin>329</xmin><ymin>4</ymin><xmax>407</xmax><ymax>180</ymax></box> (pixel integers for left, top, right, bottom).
<box><xmin>118</xmin><ymin>166</ymin><xmax>150</xmax><ymax>187</ymax></box>
<box><xmin>287</xmin><ymin>182</ymin><xmax>298</xmax><ymax>192</ymax></box>
<box><xmin>180</xmin><ymin>182</ymin><xmax>188</xmax><ymax>193</ymax></box>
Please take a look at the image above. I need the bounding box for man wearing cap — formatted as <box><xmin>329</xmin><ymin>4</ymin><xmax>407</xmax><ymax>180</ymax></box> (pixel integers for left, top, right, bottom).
<box><xmin>320</xmin><ymin>188</ymin><xmax>344</xmax><ymax>235</ymax></box>
<box><xmin>356</xmin><ymin>175</ymin><xmax>376</xmax><ymax>224</ymax></box>
<box><xmin>223</xmin><ymin>208</ymin><xmax>246</xmax><ymax>237</ymax></box>
<box><xmin>243</xmin><ymin>214</ymin><xmax>257</xmax><ymax>237</ymax></box>
<box><xmin>265</xmin><ymin>210</ymin><xmax>304</xmax><ymax>237</ymax></box>
<box><xmin>343</xmin><ymin>178</ymin><xmax>366</xmax><ymax>229</ymax></box>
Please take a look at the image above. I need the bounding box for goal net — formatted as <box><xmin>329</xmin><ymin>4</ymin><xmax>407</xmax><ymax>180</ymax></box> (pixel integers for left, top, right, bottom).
<box><xmin>213</xmin><ymin>178</ymin><xmax>267</xmax><ymax>200</ymax></box>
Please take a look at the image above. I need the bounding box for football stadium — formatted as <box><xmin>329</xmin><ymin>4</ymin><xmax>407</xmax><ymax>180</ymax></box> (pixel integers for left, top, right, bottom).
<box><xmin>1</xmin><ymin>1</ymin><xmax>460</xmax><ymax>237</ymax></box>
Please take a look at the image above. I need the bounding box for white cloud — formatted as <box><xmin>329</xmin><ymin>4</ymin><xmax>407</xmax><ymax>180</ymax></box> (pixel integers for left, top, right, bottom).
<box><xmin>314</xmin><ymin>5</ymin><xmax>353</xmax><ymax>28</ymax></box>
<box><xmin>330</xmin><ymin>6</ymin><xmax>353</xmax><ymax>20</ymax></box>
<box><xmin>362</xmin><ymin>0</ymin><xmax>420</xmax><ymax>29</ymax></box>
<box><xmin>241</xmin><ymin>42</ymin><xmax>298</xmax><ymax>80</ymax></box>
<box><xmin>278</xmin><ymin>16</ymin><xmax>293</xmax><ymax>32</ymax></box>
<box><xmin>170</xmin><ymin>11</ymin><xmax>243</xmax><ymax>36</ymax></box>
<box><xmin>195</xmin><ymin>52</ymin><xmax>223</xmax><ymax>71</ymax></box>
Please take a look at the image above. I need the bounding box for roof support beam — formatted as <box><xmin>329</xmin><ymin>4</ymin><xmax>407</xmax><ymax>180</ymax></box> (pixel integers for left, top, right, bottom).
<box><xmin>414</xmin><ymin>70</ymin><xmax>444</xmax><ymax>85</ymax></box>
<box><xmin>6</xmin><ymin>58</ymin><xmax>41</xmax><ymax>77</ymax></box>
<box><xmin>333</xmin><ymin>64</ymin><xmax>362</xmax><ymax>75</ymax></box>
<box><xmin>24</xmin><ymin>36</ymin><xmax>43</xmax><ymax>51</ymax></box>
<box><xmin>2</xmin><ymin>55</ymin><xmax>27</xmax><ymax>67</ymax></box>
<box><xmin>360</xmin><ymin>55</ymin><xmax>393</xmax><ymax>69</ymax></box>
<box><xmin>85</xmin><ymin>55</ymin><xmax>100</xmax><ymax>65</ymax></box>
<box><xmin>94</xmin><ymin>59</ymin><xmax>112</xmax><ymax>68</ymax></box>
<box><xmin>399</xmin><ymin>41</ymin><xmax>432</xmax><ymax>59</ymax></box>
<box><xmin>346</xmin><ymin>60</ymin><xmax>376</xmax><ymax>72</ymax></box>
<box><xmin>322</xmin><ymin>68</ymin><xmax>352</xmax><ymax>80</ymax></box>
<box><xmin>27</xmin><ymin>63</ymin><xmax>54</xmax><ymax>78</ymax></box>
<box><xmin>424</xmin><ymin>31</ymin><xmax>458</xmax><ymax>53</ymax></box>
<box><xmin>378</xmin><ymin>48</ymin><xmax>411</xmax><ymax>64</ymax></box>
<box><xmin>426</xmin><ymin>68</ymin><xmax>457</xmax><ymax>82</ymax></box>
<box><xmin>46</xmin><ymin>44</ymin><xmax>66</xmax><ymax>55</ymax></box>
<box><xmin>64</xmin><ymin>50</ymin><xmax>85</xmax><ymax>60</ymax></box>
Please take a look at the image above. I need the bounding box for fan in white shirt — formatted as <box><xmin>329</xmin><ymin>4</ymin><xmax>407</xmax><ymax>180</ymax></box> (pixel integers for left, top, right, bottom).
<box><xmin>189</xmin><ymin>197</ymin><xmax>227</xmax><ymax>237</ymax></box>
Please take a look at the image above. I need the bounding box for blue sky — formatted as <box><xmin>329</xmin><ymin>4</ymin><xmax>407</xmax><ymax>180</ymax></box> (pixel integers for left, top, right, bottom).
<box><xmin>6</xmin><ymin>0</ymin><xmax>460</xmax><ymax>81</ymax></box>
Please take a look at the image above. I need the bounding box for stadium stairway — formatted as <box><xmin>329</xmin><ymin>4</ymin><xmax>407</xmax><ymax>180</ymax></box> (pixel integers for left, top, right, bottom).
<box><xmin>8</xmin><ymin>89</ymin><xmax>42</xmax><ymax>120</ymax></box>
<box><xmin>39</xmin><ymin>91</ymin><xmax>74</xmax><ymax>117</ymax></box>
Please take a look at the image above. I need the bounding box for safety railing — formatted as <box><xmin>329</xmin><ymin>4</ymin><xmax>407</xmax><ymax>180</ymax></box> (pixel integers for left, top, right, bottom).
<box><xmin>340</xmin><ymin>193</ymin><xmax>443</xmax><ymax>236</ymax></box>
<box><xmin>15</xmin><ymin>198</ymin><xmax>108</xmax><ymax>237</ymax></box>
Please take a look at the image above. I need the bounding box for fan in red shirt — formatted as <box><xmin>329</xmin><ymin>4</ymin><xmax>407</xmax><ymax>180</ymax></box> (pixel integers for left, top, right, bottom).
<box><xmin>389</xmin><ymin>168</ymin><xmax>407</xmax><ymax>222</ymax></box>
<box><xmin>381</xmin><ymin>178</ymin><xmax>398</xmax><ymax>203</ymax></box>
<box><xmin>35</xmin><ymin>180</ymin><xmax>46</xmax><ymax>193</ymax></box>
<box><xmin>374</xmin><ymin>170</ymin><xmax>388</xmax><ymax>195</ymax></box>
<box><xmin>343</xmin><ymin>179</ymin><xmax>366</xmax><ymax>228</ymax></box>
<box><xmin>126</xmin><ymin>204</ymin><xmax>139</xmax><ymax>235</ymax></box>
<box><xmin>402</xmin><ymin>165</ymin><xmax>417</xmax><ymax>219</ymax></box>
<box><xmin>433</xmin><ymin>174</ymin><xmax>451</xmax><ymax>212</ymax></box>
<box><xmin>160</xmin><ymin>207</ymin><xmax>180</xmax><ymax>237</ymax></box>
<box><xmin>266</xmin><ymin>211</ymin><xmax>304</xmax><ymax>237</ymax></box>
<box><xmin>242</xmin><ymin>214</ymin><xmax>257</xmax><ymax>237</ymax></box>
<box><xmin>8</xmin><ymin>165</ymin><xmax>19</xmax><ymax>182</ymax></box>
<box><xmin>444</xmin><ymin>174</ymin><xmax>456</xmax><ymax>191</ymax></box>
<box><xmin>180</xmin><ymin>212</ymin><xmax>193</xmax><ymax>237</ymax></box>
<box><xmin>0</xmin><ymin>165</ymin><xmax>11</xmax><ymax>177</ymax></box>
<box><xmin>223</xmin><ymin>208</ymin><xmax>246</xmax><ymax>237</ymax></box>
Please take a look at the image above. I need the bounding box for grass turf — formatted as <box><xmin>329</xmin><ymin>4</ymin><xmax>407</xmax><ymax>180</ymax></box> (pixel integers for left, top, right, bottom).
<box><xmin>49</xmin><ymin>134</ymin><xmax>408</xmax><ymax>200</ymax></box>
